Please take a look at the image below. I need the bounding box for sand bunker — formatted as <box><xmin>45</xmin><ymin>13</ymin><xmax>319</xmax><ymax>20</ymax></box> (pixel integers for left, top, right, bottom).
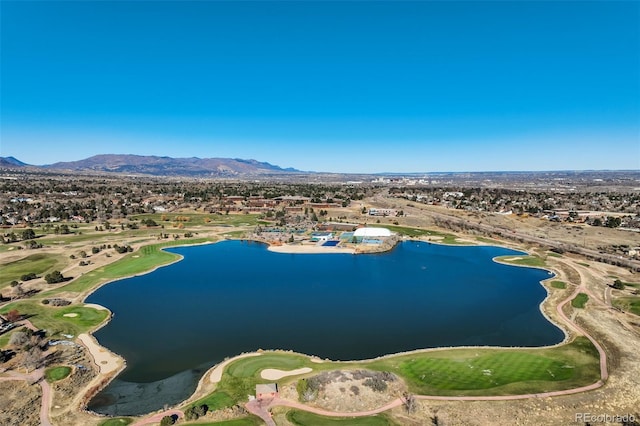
<box><xmin>260</xmin><ymin>367</ymin><xmax>312</xmax><ymax>380</ymax></box>
<box><xmin>62</xmin><ymin>313</ymin><xmax>79</xmax><ymax>317</ymax></box>
<box><xmin>83</xmin><ymin>303</ymin><xmax>109</xmax><ymax>311</ymax></box>
<box><xmin>78</xmin><ymin>333</ymin><xmax>122</xmax><ymax>375</ymax></box>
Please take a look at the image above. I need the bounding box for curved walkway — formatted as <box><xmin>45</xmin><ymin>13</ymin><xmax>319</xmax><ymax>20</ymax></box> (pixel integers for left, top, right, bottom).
<box><xmin>266</xmin><ymin>396</ymin><xmax>404</xmax><ymax>417</ymax></box>
<box><xmin>0</xmin><ymin>368</ymin><xmax>52</xmax><ymax>426</ymax></box>
<box><xmin>556</xmin><ymin>264</ymin><xmax>608</xmax><ymax>382</ymax></box>
<box><xmin>130</xmin><ymin>409</ymin><xmax>183</xmax><ymax>426</ymax></box>
<box><xmin>1</xmin><ymin>320</ymin><xmax>53</xmax><ymax>426</ymax></box>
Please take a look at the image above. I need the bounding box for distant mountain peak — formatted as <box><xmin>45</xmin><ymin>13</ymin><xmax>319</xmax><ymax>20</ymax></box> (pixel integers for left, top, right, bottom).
<box><xmin>0</xmin><ymin>156</ymin><xmax>29</xmax><ymax>167</ymax></box>
<box><xmin>41</xmin><ymin>154</ymin><xmax>301</xmax><ymax>177</ymax></box>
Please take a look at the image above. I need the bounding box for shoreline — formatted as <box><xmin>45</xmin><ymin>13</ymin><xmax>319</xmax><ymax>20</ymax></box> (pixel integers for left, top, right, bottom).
<box><xmin>77</xmin><ymin>238</ymin><xmax>216</xmax><ymax>301</ymax></box>
<box><xmin>73</xmin><ymin>239</ymin><xmax>218</xmax><ymax>418</ymax></box>
<box><xmin>69</xmin><ymin>236</ymin><xmax>595</xmax><ymax>420</ymax></box>
<box><xmin>267</xmin><ymin>243</ymin><xmax>355</xmax><ymax>254</ymax></box>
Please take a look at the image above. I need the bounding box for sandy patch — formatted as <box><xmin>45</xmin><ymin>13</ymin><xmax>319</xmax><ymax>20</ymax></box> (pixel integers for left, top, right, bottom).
<box><xmin>62</xmin><ymin>313</ymin><xmax>78</xmax><ymax>318</ymax></box>
<box><xmin>78</xmin><ymin>333</ymin><xmax>122</xmax><ymax>375</ymax></box>
<box><xmin>260</xmin><ymin>367</ymin><xmax>312</xmax><ymax>380</ymax></box>
<box><xmin>310</xmin><ymin>358</ymin><xmax>324</xmax><ymax>363</ymax></box>
<box><xmin>82</xmin><ymin>303</ymin><xmax>109</xmax><ymax>311</ymax></box>
<box><xmin>209</xmin><ymin>353</ymin><xmax>262</xmax><ymax>384</ymax></box>
<box><xmin>268</xmin><ymin>244</ymin><xmax>355</xmax><ymax>254</ymax></box>
<box><xmin>505</xmin><ymin>257</ymin><xmax>523</xmax><ymax>261</ymax></box>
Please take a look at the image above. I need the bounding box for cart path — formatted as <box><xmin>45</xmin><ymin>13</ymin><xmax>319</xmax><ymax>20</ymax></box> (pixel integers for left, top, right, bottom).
<box><xmin>0</xmin><ymin>368</ymin><xmax>52</xmax><ymax>426</ymax></box>
<box><xmin>245</xmin><ymin>398</ymin><xmax>277</xmax><ymax>426</ymax></box>
<box><xmin>261</xmin><ymin>395</ymin><xmax>405</xmax><ymax>417</ymax></box>
<box><xmin>130</xmin><ymin>409</ymin><xmax>183</xmax><ymax>426</ymax></box>
<box><xmin>556</xmin><ymin>263</ymin><xmax>609</xmax><ymax>382</ymax></box>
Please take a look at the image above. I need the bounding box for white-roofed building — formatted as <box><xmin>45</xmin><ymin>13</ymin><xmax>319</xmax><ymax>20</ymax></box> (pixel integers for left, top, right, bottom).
<box><xmin>353</xmin><ymin>227</ymin><xmax>392</xmax><ymax>238</ymax></box>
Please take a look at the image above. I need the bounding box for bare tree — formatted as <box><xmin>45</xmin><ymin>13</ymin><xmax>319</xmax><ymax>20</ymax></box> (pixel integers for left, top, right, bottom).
<box><xmin>9</xmin><ymin>331</ymin><xmax>29</xmax><ymax>348</ymax></box>
<box><xmin>12</xmin><ymin>283</ymin><xmax>25</xmax><ymax>300</ymax></box>
<box><xmin>23</xmin><ymin>346</ymin><xmax>42</xmax><ymax>372</ymax></box>
<box><xmin>403</xmin><ymin>392</ymin><xmax>416</xmax><ymax>414</ymax></box>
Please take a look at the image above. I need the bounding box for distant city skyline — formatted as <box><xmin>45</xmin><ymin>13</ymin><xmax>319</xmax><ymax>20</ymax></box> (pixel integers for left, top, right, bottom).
<box><xmin>2</xmin><ymin>1</ymin><xmax>638</xmax><ymax>173</ymax></box>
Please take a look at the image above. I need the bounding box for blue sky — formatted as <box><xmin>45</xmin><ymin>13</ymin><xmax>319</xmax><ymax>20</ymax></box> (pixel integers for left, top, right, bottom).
<box><xmin>1</xmin><ymin>1</ymin><xmax>638</xmax><ymax>173</ymax></box>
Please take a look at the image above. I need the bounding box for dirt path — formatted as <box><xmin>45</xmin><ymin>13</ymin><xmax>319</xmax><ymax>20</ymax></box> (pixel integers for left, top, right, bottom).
<box><xmin>17</xmin><ymin>318</ymin><xmax>39</xmax><ymax>332</ymax></box>
<box><xmin>266</xmin><ymin>396</ymin><xmax>404</xmax><ymax>417</ymax></box>
<box><xmin>1</xmin><ymin>321</ymin><xmax>52</xmax><ymax>425</ymax></box>
<box><xmin>129</xmin><ymin>409</ymin><xmax>183</xmax><ymax>426</ymax></box>
<box><xmin>557</xmin><ymin>262</ymin><xmax>609</xmax><ymax>381</ymax></box>
<box><xmin>0</xmin><ymin>368</ymin><xmax>52</xmax><ymax>426</ymax></box>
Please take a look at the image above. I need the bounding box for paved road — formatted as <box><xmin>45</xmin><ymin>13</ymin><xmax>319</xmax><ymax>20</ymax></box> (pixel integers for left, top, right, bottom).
<box><xmin>245</xmin><ymin>399</ymin><xmax>276</xmax><ymax>426</ymax></box>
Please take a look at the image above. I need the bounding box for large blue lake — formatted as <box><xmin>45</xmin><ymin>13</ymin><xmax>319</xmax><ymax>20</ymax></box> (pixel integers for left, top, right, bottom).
<box><xmin>86</xmin><ymin>240</ymin><xmax>564</xmax><ymax>415</ymax></box>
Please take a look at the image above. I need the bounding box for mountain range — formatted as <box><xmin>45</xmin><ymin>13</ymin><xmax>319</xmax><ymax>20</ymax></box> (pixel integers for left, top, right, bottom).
<box><xmin>0</xmin><ymin>154</ymin><xmax>301</xmax><ymax>177</ymax></box>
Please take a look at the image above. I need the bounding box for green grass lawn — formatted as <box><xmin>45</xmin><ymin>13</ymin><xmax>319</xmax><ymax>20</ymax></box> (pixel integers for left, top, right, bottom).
<box><xmin>547</xmin><ymin>252</ymin><xmax>563</xmax><ymax>258</ymax></box>
<box><xmin>40</xmin><ymin>227</ymin><xmax>164</xmax><ymax>246</ymax></box>
<box><xmin>41</xmin><ymin>238</ymin><xmax>211</xmax><ymax>297</ymax></box>
<box><xmin>226</xmin><ymin>353</ymin><xmax>309</xmax><ymax>378</ymax></box>
<box><xmin>369</xmin><ymin>337</ymin><xmax>599</xmax><ymax>396</ymax></box>
<box><xmin>0</xmin><ymin>302</ymin><xmax>109</xmax><ymax>340</ymax></box>
<box><xmin>190</xmin><ymin>391</ymin><xmax>236</xmax><ymax>411</ymax></box>
<box><xmin>550</xmin><ymin>280</ymin><xmax>567</xmax><ymax>289</ymax></box>
<box><xmin>222</xmin><ymin>230</ymin><xmax>247</xmax><ymax>238</ymax></box>
<box><xmin>368</xmin><ymin>224</ymin><xmax>464</xmax><ymax>244</ymax></box>
<box><xmin>496</xmin><ymin>255</ymin><xmax>547</xmax><ymax>268</ymax></box>
<box><xmin>286</xmin><ymin>410</ymin><xmax>396</xmax><ymax>426</ymax></box>
<box><xmin>0</xmin><ymin>331</ymin><xmax>12</xmax><ymax>347</ymax></box>
<box><xmin>45</xmin><ymin>366</ymin><xmax>71</xmax><ymax>382</ymax></box>
<box><xmin>221</xmin><ymin>353</ymin><xmax>309</xmax><ymax>401</ymax></box>
<box><xmin>576</xmin><ymin>262</ymin><xmax>590</xmax><ymax>268</ymax></box>
<box><xmin>191</xmin><ymin>336</ymin><xmax>599</xmax><ymax>409</ymax></box>
<box><xmin>129</xmin><ymin>213</ymin><xmax>261</xmax><ymax>227</ymax></box>
<box><xmin>189</xmin><ymin>353</ymin><xmax>310</xmax><ymax>411</ymax></box>
<box><xmin>571</xmin><ymin>293</ymin><xmax>589</xmax><ymax>309</ymax></box>
<box><xmin>613</xmin><ymin>297</ymin><xmax>640</xmax><ymax>316</ymax></box>
<box><xmin>398</xmin><ymin>353</ymin><xmax>571</xmax><ymax>391</ymax></box>
<box><xmin>99</xmin><ymin>418</ymin><xmax>133</xmax><ymax>426</ymax></box>
<box><xmin>1</xmin><ymin>253</ymin><xmax>65</xmax><ymax>289</ymax></box>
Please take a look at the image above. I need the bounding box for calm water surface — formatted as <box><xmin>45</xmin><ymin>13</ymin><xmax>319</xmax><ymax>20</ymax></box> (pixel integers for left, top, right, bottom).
<box><xmin>87</xmin><ymin>240</ymin><xmax>564</xmax><ymax>415</ymax></box>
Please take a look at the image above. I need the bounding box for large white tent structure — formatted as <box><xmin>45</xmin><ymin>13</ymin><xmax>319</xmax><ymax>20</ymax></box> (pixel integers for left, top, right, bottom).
<box><xmin>353</xmin><ymin>227</ymin><xmax>392</xmax><ymax>238</ymax></box>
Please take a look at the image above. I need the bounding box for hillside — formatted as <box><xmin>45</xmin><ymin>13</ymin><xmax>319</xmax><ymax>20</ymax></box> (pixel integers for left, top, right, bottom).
<box><xmin>41</xmin><ymin>154</ymin><xmax>300</xmax><ymax>177</ymax></box>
